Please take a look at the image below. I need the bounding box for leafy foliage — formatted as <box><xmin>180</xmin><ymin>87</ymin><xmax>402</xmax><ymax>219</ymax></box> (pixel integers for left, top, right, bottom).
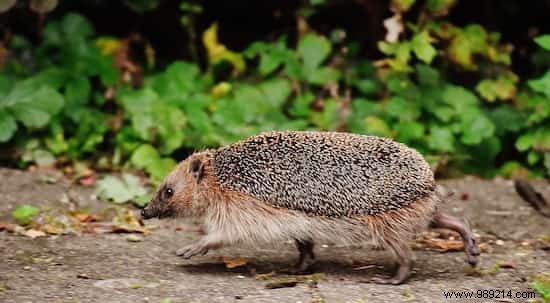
<box><xmin>1</xmin><ymin>5</ymin><xmax>550</xmax><ymax>181</ymax></box>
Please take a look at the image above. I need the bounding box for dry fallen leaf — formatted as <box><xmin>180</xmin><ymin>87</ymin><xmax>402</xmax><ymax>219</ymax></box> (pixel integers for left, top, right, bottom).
<box><xmin>24</xmin><ymin>229</ymin><xmax>47</xmax><ymax>238</ymax></box>
<box><xmin>496</xmin><ymin>261</ymin><xmax>518</xmax><ymax>269</ymax></box>
<box><xmin>74</xmin><ymin>213</ymin><xmax>101</xmax><ymax>223</ymax></box>
<box><xmin>0</xmin><ymin>223</ymin><xmax>17</xmax><ymax>232</ymax></box>
<box><xmin>383</xmin><ymin>14</ymin><xmax>404</xmax><ymax>43</ymax></box>
<box><xmin>222</xmin><ymin>257</ymin><xmax>248</xmax><ymax>269</ymax></box>
<box><xmin>419</xmin><ymin>238</ymin><xmax>464</xmax><ymax>252</ymax></box>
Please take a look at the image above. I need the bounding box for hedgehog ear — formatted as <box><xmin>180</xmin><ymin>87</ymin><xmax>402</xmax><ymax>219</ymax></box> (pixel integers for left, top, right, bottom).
<box><xmin>189</xmin><ymin>158</ymin><xmax>204</xmax><ymax>182</ymax></box>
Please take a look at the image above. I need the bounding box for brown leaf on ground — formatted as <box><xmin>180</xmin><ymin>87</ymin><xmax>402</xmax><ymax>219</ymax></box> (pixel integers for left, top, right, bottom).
<box><xmin>0</xmin><ymin>223</ymin><xmax>17</xmax><ymax>232</ymax></box>
<box><xmin>74</xmin><ymin>213</ymin><xmax>101</xmax><ymax>223</ymax></box>
<box><xmin>418</xmin><ymin>238</ymin><xmax>464</xmax><ymax>252</ymax></box>
<box><xmin>24</xmin><ymin>229</ymin><xmax>46</xmax><ymax>238</ymax></box>
<box><xmin>218</xmin><ymin>257</ymin><xmax>248</xmax><ymax>269</ymax></box>
<box><xmin>496</xmin><ymin>261</ymin><xmax>518</xmax><ymax>269</ymax></box>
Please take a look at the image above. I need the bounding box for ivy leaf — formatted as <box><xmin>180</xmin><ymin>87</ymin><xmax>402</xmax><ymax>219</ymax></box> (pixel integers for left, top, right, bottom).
<box><xmin>411</xmin><ymin>31</ymin><xmax>437</xmax><ymax>63</ymax></box>
<box><xmin>12</xmin><ymin>205</ymin><xmax>40</xmax><ymax>226</ymax></box>
<box><xmin>534</xmin><ymin>35</ymin><xmax>550</xmax><ymax>51</ymax></box>
<box><xmin>96</xmin><ymin>174</ymin><xmax>148</xmax><ymax>204</ymax></box>
<box><xmin>298</xmin><ymin>34</ymin><xmax>331</xmax><ymax>75</ymax></box>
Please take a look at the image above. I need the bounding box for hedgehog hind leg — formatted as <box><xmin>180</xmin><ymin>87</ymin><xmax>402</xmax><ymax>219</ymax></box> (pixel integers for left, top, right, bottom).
<box><xmin>431</xmin><ymin>211</ymin><xmax>480</xmax><ymax>266</ymax></box>
<box><xmin>370</xmin><ymin>238</ymin><xmax>412</xmax><ymax>285</ymax></box>
<box><xmin>295</xmin><ymin>239</ymin><xmax>315</xmax><ymax>272</ymax></box>
<box><xmin>281</xmin><ymin>239</ymin><xmax>315</xmax><ymax>274</ymax></box>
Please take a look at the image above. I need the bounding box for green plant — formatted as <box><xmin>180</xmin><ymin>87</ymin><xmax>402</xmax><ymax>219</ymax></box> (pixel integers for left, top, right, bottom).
<box><xmin>1</xmin><ymin>4</ymin><xmax>549</xmax><ymax>183</ymax></box>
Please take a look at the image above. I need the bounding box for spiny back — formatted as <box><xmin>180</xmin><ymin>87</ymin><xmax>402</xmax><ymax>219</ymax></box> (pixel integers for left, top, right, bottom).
<box><xmin>212</xmin><ymin>131</ymin><xmax>435</xmax><ymax>217</ymax></box>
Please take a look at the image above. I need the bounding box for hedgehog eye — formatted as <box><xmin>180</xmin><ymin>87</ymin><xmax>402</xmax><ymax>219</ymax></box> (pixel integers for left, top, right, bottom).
<box><xmin>163</xmin><ymin>187</ymin><xmax>174</xmax><ymax>200</ymax></box>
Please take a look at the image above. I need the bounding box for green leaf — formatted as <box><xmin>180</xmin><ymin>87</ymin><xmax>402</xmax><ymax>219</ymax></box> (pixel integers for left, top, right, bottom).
<box><xmin>259</xmin><ymin>79</ymin><xmax>291</xmax><ymax>108</ymax></box>
<box><xmin>12</xmin><ymin>205</ymin><xmax>39</xmax><ymax>226</ymax></box>
<box><xmin>527</xmin><ymin>151</ymin><xmax>540</xmax><ymax>165</ymax></box>
<box><xmin>307</xmin><ymin>67</ymin><xmax>340</xmax><ymax>85</ymax></box>
<box><xmin>62</xmin><ymin>13</ymin><xmax>94</xmax><ymax>41</ymax></box>
<box><xmin>311</xmin><ymin>98</ymin><xmax>340</xmax><ymax>130</ymax></box>
<box><xmin>528</xmin><ymin>71</ymin><xmax>550</xmax><ymax>98</ymax></box>
<box><xmin>130</xmin><ymin>144</ymin><xmax>159</xmax><ymax>169</ymax></box>
<box><xmin>476</xmin><ymin>72</ymin><xmax>518</xmax><ymax>102</ymax></box>
<box><xmin>391</xmin><ymin>0</ymin><xmax>415</xmax><ymax>12</ymax></box>
<box><xmin>442</xmin><ymin>85</ymin><xmax>478</xmax><ymax>107</ymax></box>
<box><xmin>429</xmin><ymin>126</ymin><xmax>455</xmax><ymax>152</ymax></box>
<box><xmin>130</xmin><ymin>144</ymin><xmax>176</xmax><ymax>184</ymax></box>
<box><xmin>416</xmin><ymin>64</ymin><xmax>440</xmax><ymax>86</ymax></box>
<box><xmin>411</xmin><ymin>31</ymin><xmax>437</xmax><ymax>63</ymax></box>
<box><xmin>426</xmin><ymin>0</ymin><xmax>455</xmax><ymax>16</ymax></box>
<box><xmin>289</xmin><ymin>92</ymin><xmax>315</xmax><ymax>118</ymax></box>
<box><xmin>364</xmin><ymin>115</ymin><xmax>392</xmax><ymax>137</ymax></box>
<box><xmin>532</xmin><ymin>279</ymin><xmax>550</xmax><ymax>302</ymax></box>
<box><xmin>447</xmin><ymin>24</ymin><xmax>488</xmax><ymax>70</ymax></box>
<box><xmin>0</xmin><ymin>80</ymin><xmax>64</xmax><ymax>128</ymax></box>
<box><xmin>395</xmin><ymin>121</ymin><xmax>425</xmax><ymax>143</ymax></box>
<box><xmin>516</xmin><ymin>133</ymin><xmax>535</xmax><ymax>152</ymax></box>
<box><xmin>534</xmin><ymin>35</ymin><xmax>550</xmax><ymax>51</ymax></box>
<box><xmin>385</xmin><ymin>97</ymin><xmax>421</xmax><ymax>121</ymax></box>
<box><xmin>147</xmin><ymin>157</ymin><xmax>176</xmax><ymax>184</ymax></box>
<box><xmin>96</xmin><ymin>174</ymin><xmax>147</xmax><ymax>204</ymax></box>
<box><xmin>0</xmin><ymin>110</ymin><xmax>17</xmax><ymax>142</ymax></box>
<box><xmin>298</xmin><ymin>34</ymin><xmax>331</xmax><ymax>75</ymax></box>
<box><xmin>489</xmin><ymin>105</ymin><xmax>524</xmax><ymax>135</ymax></box>
<box><xmin>459</xmin><ymin>109</ymin><xmax>495</xmax><ymax>145</ymax></box>
<box><xmin>259</xmin><ymin>53</ymin><xmax>282</xmax><ymax>75</ymax></box>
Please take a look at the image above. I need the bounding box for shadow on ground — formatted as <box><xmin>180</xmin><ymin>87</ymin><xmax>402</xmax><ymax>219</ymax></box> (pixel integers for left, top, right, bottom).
<box><xmin>0</xmin><ymin>168</ymin><xmax>549</xmax><ymax>303</ymax></box>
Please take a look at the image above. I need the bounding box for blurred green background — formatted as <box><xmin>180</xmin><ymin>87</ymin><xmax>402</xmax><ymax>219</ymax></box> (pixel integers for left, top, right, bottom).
<box><xmin>1</xmin><ymin>0</ymin><xmax>550</xmax><ymax>182</ymax></box>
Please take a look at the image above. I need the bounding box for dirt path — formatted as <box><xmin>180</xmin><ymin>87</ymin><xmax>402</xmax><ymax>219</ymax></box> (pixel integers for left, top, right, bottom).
<box><xmin>0</xmin><ymin>168</ymin><xmax>549</xmax><ymax>303</ymax></box>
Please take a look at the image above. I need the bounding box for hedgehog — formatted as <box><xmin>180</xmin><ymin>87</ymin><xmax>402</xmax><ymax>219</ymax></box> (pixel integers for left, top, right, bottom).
<box><xmin>141</xmin><ymin>131</ymin><xmax>479</xmax><ymax>284</ymax></box>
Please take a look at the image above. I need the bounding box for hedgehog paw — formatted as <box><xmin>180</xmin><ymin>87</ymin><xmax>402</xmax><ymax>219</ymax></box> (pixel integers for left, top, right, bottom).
<box><xmin>369</xmin><ymin>274</ymin><xmax>406</xmax><ymax>285</ymax></box>
<box><xmin>176</xmin><ymin>243</ymin><xmax>209</xmax><ymax>259</ymax></box>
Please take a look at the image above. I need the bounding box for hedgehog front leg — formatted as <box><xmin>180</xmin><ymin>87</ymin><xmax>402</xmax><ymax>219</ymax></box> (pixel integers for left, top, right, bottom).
<box><xmin>431</xmin><ymin>212</ymin><xmax>480</xmax><ymax>266</ymax></box>
<box><xmin>176</xmin><ymin>234</ymin><xmax>223</xmax><ymax>259</ymax></box>
<box><xmin>370</xmin><ymin>239</ymin><xmax>412</xmax><ymax>285</ymax></box>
